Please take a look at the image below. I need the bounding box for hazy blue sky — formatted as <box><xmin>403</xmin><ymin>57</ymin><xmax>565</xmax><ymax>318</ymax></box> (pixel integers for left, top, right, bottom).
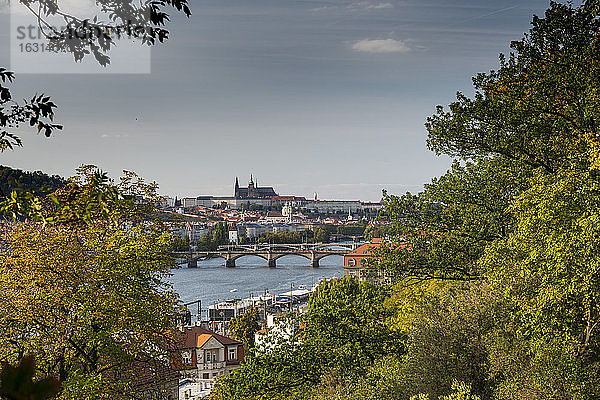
<box><xmin>1</xmin><ymin>0</ymin><xmax>557</xmax><ymax>201</ymax></box>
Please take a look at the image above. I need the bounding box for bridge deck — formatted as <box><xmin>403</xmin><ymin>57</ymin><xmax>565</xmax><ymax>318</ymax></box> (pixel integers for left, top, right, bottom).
<box><xmin>173</xmin><ymin>243</ymin><xmax>355</xmax><ymax>268</ymax></box>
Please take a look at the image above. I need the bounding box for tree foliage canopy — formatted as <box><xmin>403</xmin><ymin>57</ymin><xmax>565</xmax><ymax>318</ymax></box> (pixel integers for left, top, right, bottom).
<box><xmin>425</xmin><ymin>0</ymin><xmax>600</xmax><ymax>172</ymax></box>
<box><xmin>0</xmin><ymin>167</ymin><xmax>181</xmax><ymax>400</ymax></box>
<box><xmin>228</xmin><ymin>308</ymin><xmax>260</xmax><ymax>351</ymax></box>
<box><xmin>371</xmin><ymin>1</ymin><xmax>600</xmax><ymax>398</ymax></box>
<box><xmin>0</xmin><ymin>68</ymin><xmax>62</xmax><ymax>152</ymax></box>
<box><xmin>212</xmin><ymin>277</ymin><xmax>404</xmax><ymax>400</ymax></box>
<box><xmin>0</xmin><ymin>165</ymin><xmax>65</xmax><ymax>197</ymax></box>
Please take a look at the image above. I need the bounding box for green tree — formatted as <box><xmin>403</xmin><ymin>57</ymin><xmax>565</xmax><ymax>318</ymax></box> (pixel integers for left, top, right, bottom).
<box><xmin>425</xmin><ymin>1</ymin><xmax>600</xmax><ymax>173</ymax></box>
<box><xmin>410</xmin><ymin>381</ymin><xmax>481</xmax><ymax>400</ymax></box>
<box><xmin>336</xmin><ymin>223</ymin><xmax>367</xmax><ymax>237</ymax></box>
<box><xmin>375</xmin><ymin>2</ymin><xmax>600</xmax><ymax>399</ymax></box>
<box><xmin>0</xmin><ymin>165</ymin><xmax>65</xmax><ymax>197</ymax></box>
<box><xmin>377</xmin><ymin>0</ymin><xmax>600</xmax><ymax>282</ymax></box>
<box><xmin>313</xmin><ymin>227</ymin><xmax>329</xmax><ymax>243</ymax></box>
<box><xmin>212</xmin><ymin>277</ymin><xmax>404</xmax><ymax>400</ymax></box>
<box><xmin>379</xmin><ymin>0</ymin><xmax>600</xmax><ymax>283</ymax></box>
<box><xmin>212</xmin><ymin>222</ymin><xmax>229</xmax><ymax>245</ymax></box>
<box><xmin>0</xmin><ymin>68</ymin><xmax>62</xmax><ymax>152</ymax></box>
<box><xmin>212</xmin><ymin>330</ymin><xmax>320</xmax><ymax>400</ymax></box>
<box><xmin>0</xmin><ymin>167</ymin><xmax>181</xmax><ymax>400</ymax></box>
<box><xmin>172</xmin><ymin>235</ymin><xmax>190</xmax><ymax>251</ymax></box>
<box><xmin>228</xmin><ymin>308</ymin><xmax>260</xmax><ymax>351</ymax></box>
<box><xmin>305</xmin><ymin>277</ymin><xmax>403</xmax><ymax>373</ymax></box>
<box><xmin>378</xmin><ymin>157</ymin><xmax>530</xmax><ymax>282</ymax></box>
<box><xmin>481</xmin><ymin>169</ymin><xmax>600</xmax><ymax>399</ymax></box>
<box><xmin>196</xmin><ymin>222</ymin><xmax>230</xmax><ymax>250</ymax></box>
<box><xmin>397</xmin><ymin>281</ymin><xmax>501</xmax><ymax>400</ymax></box>
<box><xmin>309</xmin><ymin>280</ymin><xmax>501</xmax><ymax>400</ymax></box>
<box><xmin>370</xmin><ymin>0</ymin><xmax>600</xmax><ymax>399</ymax></box>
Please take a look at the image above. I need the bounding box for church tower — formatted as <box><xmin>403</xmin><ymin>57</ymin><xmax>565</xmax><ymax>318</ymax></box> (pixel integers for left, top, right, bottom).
<box><xmin>234</xmin><ymin>177</ymin><xmax>240</xmax><ymax>197</ymax></box>
<box><xmin>248</xmin><ymin>174</ymin><xmax>256</xmax><ymax>198</ymax></box>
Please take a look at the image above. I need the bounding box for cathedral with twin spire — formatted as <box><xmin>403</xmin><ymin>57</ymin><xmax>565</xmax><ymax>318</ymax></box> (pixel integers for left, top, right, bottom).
<box><xmin>234</xmin><ymin>175</ymin><xmax>278</xmax><ymax>199</ymax></box>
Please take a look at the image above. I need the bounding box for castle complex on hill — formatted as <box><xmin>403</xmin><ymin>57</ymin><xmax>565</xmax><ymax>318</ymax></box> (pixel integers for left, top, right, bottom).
<box><xmin>180</xmin><ymin>175</ymin><xmax>280</xmax><ymax>210</ymax></box>
<box><xmin>179</xmin><ymin>175</ymin><xmax>382</xmax><ymax>215</ymax></box>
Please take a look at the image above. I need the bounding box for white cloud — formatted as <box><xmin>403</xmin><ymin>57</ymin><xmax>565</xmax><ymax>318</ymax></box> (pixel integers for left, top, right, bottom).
<box><xmin>347</xmin><ymin>1</ymin><xmax>396</xmax><ymax>11</ymax></box>
<box><xmin>309</xmin><ymin>5</ymin><xmax>332</xmax><ymax>13</ymax></box>
<box><xmin>101</xmin><ymin>133</ymin><xmax>129</xmax><ymax>139</ymax></box>
<box><xmin>352</xmin><ymin>38</ymin><xmax>411</xmax><ymax>53</ymax></box>
<box><xmin>367</xmin><ymin>3</ymin><xmax>394</xmax><ymax>9</ymax></box>
<box><xmin>312</xmin><ymin>2</ymin><xmax>396</xmax><ymax>13</ymax></box>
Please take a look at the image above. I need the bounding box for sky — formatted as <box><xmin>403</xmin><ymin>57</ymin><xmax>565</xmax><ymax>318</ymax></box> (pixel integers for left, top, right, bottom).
<box><xmin>0</xmin><ymin>0</ymin><xmax>557</xmax><ymax>201</ymax></box>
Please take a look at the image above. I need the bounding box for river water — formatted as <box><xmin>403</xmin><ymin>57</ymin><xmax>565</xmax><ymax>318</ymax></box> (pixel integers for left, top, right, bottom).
<box><xmin>167</xmin><ymin>254</ymin><xmax>344</xmax><ymax>310</ymax></box>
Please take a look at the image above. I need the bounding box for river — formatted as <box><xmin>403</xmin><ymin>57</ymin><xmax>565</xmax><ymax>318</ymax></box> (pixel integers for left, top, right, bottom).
<box><xmin>167</xmin><ymin>254</ymin><xmax>344</xmax><ymax>310</ymax></box>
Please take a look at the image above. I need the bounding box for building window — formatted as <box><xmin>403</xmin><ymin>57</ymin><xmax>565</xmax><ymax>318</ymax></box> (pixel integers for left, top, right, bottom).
<box><xmin>348</xmin><ymin>259</ymin><xmax>356</xmax><ymax>266</ymax></box>
<box><xmin>206</xmin><ymin>351</ymin><xmax>217</xmax><ymax>363</ymax></box>
<box><xmin>228</xmin><ymin>347</ymin><xmax>237</xmax><ymax>360</ymax></box>
<box><xmin>203</xmin><ymin>373</ymin><xmax>209</xmax><ymax>379</ymax></box>
<box><xmin>182</xmin><ymin>351</ymin><xmax>191</xmax><ymax>364</ymax></box>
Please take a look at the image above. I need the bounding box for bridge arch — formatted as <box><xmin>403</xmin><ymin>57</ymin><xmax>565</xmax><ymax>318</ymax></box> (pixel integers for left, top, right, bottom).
<box><xmin>270</xmin><ymin>253</ymin><xmax>312</xmax><ymax>266</ymax></box>
<box><xmin>313</xmin><ymin>253</ymin><xmax>344</xmax><ymax>264</ymax></box>
<box><xmin>229</xmin><ymin>254</ymin><xmax>269</xmax><ymax>263</ymax></box>
<box><xmin>228</xmin><ymin>252</ymin><xmax>317</xmax><ymax>268</ymax></box>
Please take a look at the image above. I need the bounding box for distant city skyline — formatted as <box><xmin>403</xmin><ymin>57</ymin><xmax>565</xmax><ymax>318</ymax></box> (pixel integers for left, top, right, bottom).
<box><xmin>0</xmin><ymin>0</ymin><xmax>561</xmax><ymax>202</ymax></box>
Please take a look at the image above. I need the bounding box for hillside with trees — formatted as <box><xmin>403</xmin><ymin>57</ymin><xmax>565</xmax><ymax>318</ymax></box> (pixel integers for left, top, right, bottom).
<box><xmin>0</xmin><ymin>165</ymin><xmax>66</xmax><ymax>196</ymax></box>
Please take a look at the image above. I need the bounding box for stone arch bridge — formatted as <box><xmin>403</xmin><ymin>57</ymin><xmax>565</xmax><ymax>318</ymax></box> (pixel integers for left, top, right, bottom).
<box><xmin>173</xmin><ymin>243</ymin><xmax>357</xmax><ymax>268</ymax></box>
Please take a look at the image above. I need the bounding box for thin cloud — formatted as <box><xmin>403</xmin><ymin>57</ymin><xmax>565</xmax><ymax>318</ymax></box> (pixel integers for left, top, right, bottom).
<box><xmin>366</xmin><ymin>3</ymin><xmax>394</xmax><ymax>9</ymax></box>
<box><xmin>348</xmin><ymin>1</ymin><xmax>395</xmax><ymax>10</ymax></box>
<box><xmin>352</xmin><ymin>38</ymin><xmax>411</xmax><ymax>53</ymax></box>
<box><xmin>101</xmin><ymin>133</ymin><xmax>130</xmax><ymax>139</ymax></box>
<box><xmin>309</xmin><ymin>5</ymin><xmax>333</xmax><ymax>12</ymax></box>
<box><xmin>312</xmin><ymin>1</ymin><xmax>396</xmax><ymax>13</ymax></box>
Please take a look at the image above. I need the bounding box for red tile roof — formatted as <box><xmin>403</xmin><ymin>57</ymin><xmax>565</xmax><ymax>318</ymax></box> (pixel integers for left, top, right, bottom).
<box><xmin>346</xmin><ymin>240</ymin><xmax>383</xmax><ymax>257</ymax></box>
<box><xmin>176</xmin><ymin>326</ymin><xmax>242</xmax><ymax>349</ymax></box>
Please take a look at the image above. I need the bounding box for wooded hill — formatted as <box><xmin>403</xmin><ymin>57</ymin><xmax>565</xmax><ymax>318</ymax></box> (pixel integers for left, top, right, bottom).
<box><xmin>0</xmin><ymin>165</ymin><xmax>66</xmax><ymax>196</ymax></box>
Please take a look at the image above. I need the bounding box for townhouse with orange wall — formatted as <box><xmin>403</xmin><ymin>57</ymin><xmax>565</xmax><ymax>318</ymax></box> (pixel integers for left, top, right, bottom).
<box><xmin>343</xmin><ymin>238</ymin><xmax>383</xmax><ymax>280</ymax></box>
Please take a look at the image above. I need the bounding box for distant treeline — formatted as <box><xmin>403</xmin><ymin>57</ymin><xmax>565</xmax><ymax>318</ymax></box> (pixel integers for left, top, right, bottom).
<box><xmin>255</xmin><ymin>223</ymin><xmax>368</xmax><ymax>244</ymax></box>
<box><xmin>0</xmin><ymin>165</ymin><xmax>66</xmax><ymax>197</ymax></box>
